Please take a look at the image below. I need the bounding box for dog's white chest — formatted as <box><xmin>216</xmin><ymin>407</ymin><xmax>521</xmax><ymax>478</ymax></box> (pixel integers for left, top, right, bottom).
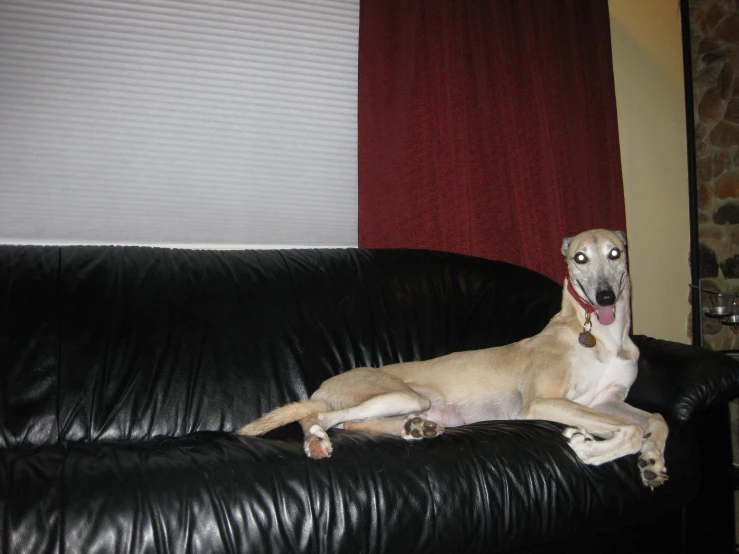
<box><xmin>566</xmin><ymin>339</ymin><xmax>637</xmax><ymax>406</ymax></box>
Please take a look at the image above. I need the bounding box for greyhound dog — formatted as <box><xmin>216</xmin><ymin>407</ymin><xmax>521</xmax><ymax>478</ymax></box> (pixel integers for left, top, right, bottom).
<box><xmin>236</xmin><ymin>229</ymin><xmax>669</xmax><ymax>489</ymax></box>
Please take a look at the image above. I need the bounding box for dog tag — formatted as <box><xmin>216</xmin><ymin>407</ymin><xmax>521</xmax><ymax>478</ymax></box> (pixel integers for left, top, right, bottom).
<box><xmin>578</xmin><ymin>312</ymin><xmax>596</xmax><ymax>348</ymax></box>
<box><xmin>578</xmin><ymin>331</ymin><xmax>596</xmax><ymax>348</ymax></box>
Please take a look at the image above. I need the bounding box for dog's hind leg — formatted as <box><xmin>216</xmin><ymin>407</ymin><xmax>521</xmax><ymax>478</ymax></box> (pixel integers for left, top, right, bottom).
<box><xmin>344</xmin><ymin>416</ymin><xmax>445</xmax><ymax>439</ymax></box>
<box><xmin>299</xmin><ymin>391</ymin><xmax>432</xmax><ymax>459</ymax></box>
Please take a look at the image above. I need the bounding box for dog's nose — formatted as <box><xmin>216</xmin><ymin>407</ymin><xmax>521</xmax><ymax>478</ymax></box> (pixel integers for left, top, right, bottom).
<box><xmin>596</xmin><ymin>290</ymin><xmax>616</xmax><ymax>306</ymax></box>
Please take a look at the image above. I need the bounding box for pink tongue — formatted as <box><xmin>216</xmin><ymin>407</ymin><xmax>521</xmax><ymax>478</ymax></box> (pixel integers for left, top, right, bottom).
<box><xmin>595</xmin><ymin>306</ymin><xmax>616</xmax><ymax>325</ymax></box>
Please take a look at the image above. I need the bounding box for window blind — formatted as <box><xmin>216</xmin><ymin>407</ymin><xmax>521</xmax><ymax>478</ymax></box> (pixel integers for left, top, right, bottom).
<box><xmin>0</xmin><ymin>0</ymin><xmax>359</xmax><ymax>247</ymax></box>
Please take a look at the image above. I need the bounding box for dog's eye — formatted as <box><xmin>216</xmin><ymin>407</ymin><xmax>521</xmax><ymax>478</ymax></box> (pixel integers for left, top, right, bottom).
<box><xmin>608</xmin><ymin>248</ymin><xmax>621</xmax><ymax>260</ymax></box>
<box><xmin>574</xmin><ymin>253</ymin><xmax>588</xmax><ymax>264</ymax></box>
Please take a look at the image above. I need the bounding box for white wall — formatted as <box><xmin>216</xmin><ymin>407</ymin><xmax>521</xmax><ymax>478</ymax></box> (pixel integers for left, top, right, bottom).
<box><xmin>608</xmin><ymin>0</ymin><xmax>691</xmax><ymax>343</ymax></box>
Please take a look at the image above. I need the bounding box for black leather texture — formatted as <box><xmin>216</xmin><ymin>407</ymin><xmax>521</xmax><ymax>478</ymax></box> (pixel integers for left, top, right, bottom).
<box><xmin>1</xmin><ymin>245</ymin><xmax>738</xmax><ymax>553</ymax></box>
<box><xmin>629</xmin><ymin>335</ymin><xmax>739</xmax><ymax>425</ymax></box>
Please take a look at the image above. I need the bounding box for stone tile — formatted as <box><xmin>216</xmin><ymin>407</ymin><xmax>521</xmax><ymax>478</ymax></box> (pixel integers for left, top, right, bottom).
<box><xmin>716</xmin><ymin>14</ymin><xmax>739</xmax><ymax>42</ymax></box>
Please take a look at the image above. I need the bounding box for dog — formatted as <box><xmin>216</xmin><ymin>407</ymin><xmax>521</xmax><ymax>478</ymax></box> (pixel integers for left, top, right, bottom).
<box><xmin>236</xmin><ymin>229</ymin><xmax>668</xmax><ymax>489</ymax></box>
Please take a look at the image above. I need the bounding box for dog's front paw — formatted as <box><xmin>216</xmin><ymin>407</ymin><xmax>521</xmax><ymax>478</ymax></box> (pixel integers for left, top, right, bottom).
<box><xmin>402</xmin><ymin>417</ymin><xmax>445</xmax><ymax>440</ymax></box>
<box><xmin>303</xmin><ymin>425</ymin><xmax>333</xmax><ymax>459</ymax></box>
<box><xmin>563</xmin><ymin>426</ymin><xmax>595</xmax><ymax>444</ymax></box>
<box><xmin>562</xmin><ymin>426</ymin><xmax>600</xmax><ymax>464</ymax></box>
<box><xmin>638</xmin><ymin>451</ymin><xmax>668</xmax><ymax>489</ymax></box>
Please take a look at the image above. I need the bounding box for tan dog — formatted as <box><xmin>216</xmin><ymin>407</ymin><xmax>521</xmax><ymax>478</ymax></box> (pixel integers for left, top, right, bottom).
<box><xmin>236</xmin><ymin>229</ymin><xmax>669</xmax><ymax>488</ymax></box>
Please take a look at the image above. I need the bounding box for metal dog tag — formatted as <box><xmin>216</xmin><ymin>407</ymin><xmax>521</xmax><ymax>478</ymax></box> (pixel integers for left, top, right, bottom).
<box><xmin>578</xmin><ymin>331</ymin><xmax>596</xmax><ymax>348</ymax></box>
<box><xmin>578</xmin><ymin>313</ymin><xmax>596</xmax><ymax>348</ymax></box>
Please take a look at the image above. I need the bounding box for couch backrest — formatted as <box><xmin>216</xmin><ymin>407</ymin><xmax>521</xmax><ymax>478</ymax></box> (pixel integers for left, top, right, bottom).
<box><xmin>0</xmin><ymin>246</ymin><xmax>561</xmax><ymax>447</ymax></box>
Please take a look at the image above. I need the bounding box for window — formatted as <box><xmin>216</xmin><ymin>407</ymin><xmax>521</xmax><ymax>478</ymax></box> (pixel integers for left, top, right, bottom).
<box><xmin>0</xmin><ymin>0</ymin><xmax>359</xmax><ymax>247</ymax></box>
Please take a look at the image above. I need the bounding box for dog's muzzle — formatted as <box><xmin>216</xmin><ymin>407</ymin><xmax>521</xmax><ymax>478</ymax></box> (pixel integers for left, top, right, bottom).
<box><xmin>569</xmin><ymin>279</ymin><xmax>619</xmax><ymax>326</ymax></box>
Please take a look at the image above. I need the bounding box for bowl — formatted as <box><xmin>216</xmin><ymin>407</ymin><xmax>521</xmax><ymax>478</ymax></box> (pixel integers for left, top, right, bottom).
<box><xmin>723</xmin><ymin>314</ymin><xmax>739</xmax><ymax>325</ymax></box>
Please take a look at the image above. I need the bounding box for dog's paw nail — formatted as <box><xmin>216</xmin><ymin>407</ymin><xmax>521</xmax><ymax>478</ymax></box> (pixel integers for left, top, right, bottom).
<box><xmin>643</xmin><ymin>432</ymin><xmax>652</xmax><ymax>439</ymax></box>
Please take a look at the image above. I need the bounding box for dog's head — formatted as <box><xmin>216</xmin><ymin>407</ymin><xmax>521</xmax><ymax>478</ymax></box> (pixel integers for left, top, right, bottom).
<box><xmin>561</xmin><ymin>229</ymin><xmax>628</xmax><ymax>325</ymax></box>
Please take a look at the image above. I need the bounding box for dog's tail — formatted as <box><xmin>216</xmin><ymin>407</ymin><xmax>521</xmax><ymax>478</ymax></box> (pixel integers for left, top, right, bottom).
<box><xmin>234</xmin><ymin>399</ymin><xmax>327</xmax><ymax>436</ymax></box>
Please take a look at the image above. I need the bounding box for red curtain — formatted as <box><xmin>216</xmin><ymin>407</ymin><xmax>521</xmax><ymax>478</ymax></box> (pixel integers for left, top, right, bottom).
<box><xmin>358</xmin><ymin>0</ymin><xmax>625</xmax><ymax>284</ymax></box>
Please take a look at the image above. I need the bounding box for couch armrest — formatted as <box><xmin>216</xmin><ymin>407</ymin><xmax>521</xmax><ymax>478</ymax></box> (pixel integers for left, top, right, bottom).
<box><xmin>627</xmin><ymin>335</ymin><xmax>739</xmax><ymax>425</ymax></box>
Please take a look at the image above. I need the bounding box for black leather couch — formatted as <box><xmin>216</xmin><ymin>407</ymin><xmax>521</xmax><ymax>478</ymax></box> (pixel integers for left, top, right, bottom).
<box><xmin>2</xmin><ymin>245</ymin><xmax>739</xmax><ymax>554</ymax></box>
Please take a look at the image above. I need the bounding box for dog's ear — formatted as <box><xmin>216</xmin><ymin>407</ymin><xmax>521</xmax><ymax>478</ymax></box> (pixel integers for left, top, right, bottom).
<box><xmin>561</xmin><ymin>237</ymin><xmax>572</xmax><ymax>257</ymax></box>
<box><xmin>613</xmin><ymin>230</ymin><xmax>626</xmax><ymax>245</ymax></box>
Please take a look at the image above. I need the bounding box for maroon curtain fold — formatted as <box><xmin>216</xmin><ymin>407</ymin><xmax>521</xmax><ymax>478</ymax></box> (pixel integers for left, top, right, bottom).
<box><xmin>358</xmin><ymin>0</ymin><xmax>625</xmax><ymax>284</ymax></box>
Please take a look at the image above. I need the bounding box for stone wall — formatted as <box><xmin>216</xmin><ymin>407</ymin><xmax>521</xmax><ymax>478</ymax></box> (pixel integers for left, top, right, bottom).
<box><xmin>692</xmin><ymin>0</ymin><xmax>739</xmax><ymax>350</ymax></box>
<box><xmin>690</xmin><ymin>0</ymin><xmax>739</xmax><ymax>471</ymax></box>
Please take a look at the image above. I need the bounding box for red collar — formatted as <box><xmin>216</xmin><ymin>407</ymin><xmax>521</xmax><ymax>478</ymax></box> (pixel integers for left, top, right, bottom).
<box><xmin>567</xmin><ymin>278</ymin><xmax>595</xmax><ymax>314</ymax></box>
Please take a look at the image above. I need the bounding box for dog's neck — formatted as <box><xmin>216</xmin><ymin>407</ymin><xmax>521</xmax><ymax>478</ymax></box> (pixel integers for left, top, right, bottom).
<box><xmin>562</xmin><ymin>276</ymin><xmax>634</xmax><ymax>355</ymax></box>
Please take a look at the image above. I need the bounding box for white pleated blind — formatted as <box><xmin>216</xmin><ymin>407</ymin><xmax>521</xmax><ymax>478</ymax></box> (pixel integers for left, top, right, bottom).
<box><xmin>0</xmin><ymin>0</ymin><xmax>359</xmax><ymax>247</ymax></box>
